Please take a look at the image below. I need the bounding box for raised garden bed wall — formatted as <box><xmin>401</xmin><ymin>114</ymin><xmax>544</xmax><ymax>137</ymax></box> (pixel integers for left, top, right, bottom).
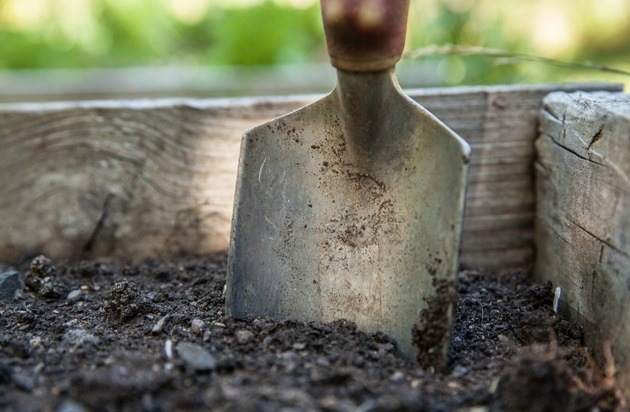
<box><xmin>0</xmin><ymin>83</ymin><xmax>621</xmax><ymax>271</ymax></box>
<box><xmin>535</xmin><ymin>91</ymin><xmax>630</xmax><ymax>401</ymax></box>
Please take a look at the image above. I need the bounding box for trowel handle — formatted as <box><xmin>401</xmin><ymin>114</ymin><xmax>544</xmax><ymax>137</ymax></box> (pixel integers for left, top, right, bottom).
<box><xmin>321</xmin><ymin>0</ymin><xmax>409</xmax><ymax>72</ymax></box>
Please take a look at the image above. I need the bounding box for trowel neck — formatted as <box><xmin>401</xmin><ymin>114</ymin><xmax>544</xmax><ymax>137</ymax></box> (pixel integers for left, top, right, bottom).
<box><xmin>334</xmin><ymin>68</ymin><xmax>399</xmax><ymax>138</ymax></box>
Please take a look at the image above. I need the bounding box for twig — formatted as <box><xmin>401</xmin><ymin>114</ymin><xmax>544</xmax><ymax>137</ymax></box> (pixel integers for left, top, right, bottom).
<box><xmin>404</xmin><ymin>44</ymin><xmax>630</xmax><ymax>76</ymax></box>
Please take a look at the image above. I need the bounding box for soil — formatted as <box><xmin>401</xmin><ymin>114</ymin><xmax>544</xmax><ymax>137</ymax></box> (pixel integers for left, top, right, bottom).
<box><xmin>0</xmin><ymin>253</ymin><xmax>624</xmax><ymax>412</ymax></box>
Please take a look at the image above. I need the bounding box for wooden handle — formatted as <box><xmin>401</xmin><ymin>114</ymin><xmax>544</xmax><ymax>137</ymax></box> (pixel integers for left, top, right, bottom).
<box><xmin>321</xmin><ymin>0</ymin><xmax>409</xmax><ymax>72</ymax></box>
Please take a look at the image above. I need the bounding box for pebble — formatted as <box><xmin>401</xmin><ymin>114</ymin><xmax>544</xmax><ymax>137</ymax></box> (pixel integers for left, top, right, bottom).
<box><xmin>191</xmin><ymin>319</ymin><xmax>205</xmax><ymax>334</ymax></box>
<box><xmin>452</xmin><ymin>365</ymin><xmax>469</xmax><ymax>378</ymax></box>
<box><xmin>29</xmin><ymin>337</ymin><xmax>44</xmax><ymax>351</ymax></box>
<box><xmin>164</xmin><ymin>339</ymin><xmax>173</xmax><ymax>359</ymax></box>
<box><xmin>467</xmin><ymin>407</ymin><xmax>490</xmax><ymax>412</ymax></box>
<box><xmin>57</xmin><ymin>400</ymin><xmax>88</xmax><ymax>412</ymax></box>
<box><xmin>451</xmin><ymin>335</ymin><xmax>464</xmax><ymax>350</ymax></box>
<box><xmin>292</xmin><ymin>342</ymin><xmax>306</xmax><ymax>350</ymax></box>
<box><xmin>235</xmin><ymin>330</ymin><xmax>253</xmax><ymax>344</ymax></box>
<box><xmin>390</xmin><ymin>371</ymin><xmax>405</xmax><ymax>382</ymax></box>
<box><xmin>66</xmin><ymin>290</ymin><xmax>82</xmax><ymax>302</ymax></box>
<box><xmin>152</xmin><ymin>315</ymin><xmax>169</xmax><ymax>334</ymax></box>
<box><xmin>63</xmin><ymin>329</ymin><xmax>100</xmax><ymax>346</ymax></box>
<box><xmin>176</xmin><ymin>342</ymin><xmax>216</xmax><ymax>371</ymax></box>
<box><xmin>0</xmin><ymin>270</ymin><xmax>23</xmax><ymax>301</ymax></box>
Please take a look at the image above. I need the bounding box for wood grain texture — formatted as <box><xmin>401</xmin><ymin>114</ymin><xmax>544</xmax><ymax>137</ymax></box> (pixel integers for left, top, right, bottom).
<box><xmin>534</xmin><ymin>91</ymin><xmax>630</xmax><ymax>401</ymax></box>
<box><xmin>0</xmin><ymin>98</ymin><xmax>311</xmax><ymax>261</ymax></box>
<box><xmin>412</xmin><ymin>83</ymin><xmax>622</xmax><ymax>269</ymax></box>
<box><xmin>0</xmin><ymin>83</ymin><xmax>622</xmax><ymax>270</ymax></box>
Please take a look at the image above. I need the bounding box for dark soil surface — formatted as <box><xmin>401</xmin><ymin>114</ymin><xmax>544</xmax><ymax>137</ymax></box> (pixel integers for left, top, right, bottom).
<box><xmin>0</xmin><ymin>253</ymin><xmax>624</xmax><ymax>412</ymax></box>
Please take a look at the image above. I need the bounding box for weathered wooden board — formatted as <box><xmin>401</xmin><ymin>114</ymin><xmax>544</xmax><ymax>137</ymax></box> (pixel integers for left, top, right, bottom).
<box><xmin>534</xmin><ymin>91</ymin><xmax>630</xmax><ymax>400</ymax></box>
<box><xmin>0</xmin><ymin>83</ymin><xmax>622</xmax><ymax>270</ymax></box>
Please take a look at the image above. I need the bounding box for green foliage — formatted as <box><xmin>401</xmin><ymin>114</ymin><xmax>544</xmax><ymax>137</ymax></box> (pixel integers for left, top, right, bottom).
<box><xmin>201</xmin><ymin>2</ymin><xmax>323</xmax><ymax>66</ymax></box>
<box><xmin>0</xmin><ymin>0</ymin><xmax>627</xmax><ymax>86</ymax></box>
<box><xmin>97</xmin><ymin>0</ymin><xmax>179</xmax><ymax>64</ymax></box>
<box><xmin>0</xmin><ymin>0</ymin><xmax>324</xmax><ymax>69</ymax></box>
<box><xmin>406</xmin><ymin>2</ymin><xmax>526</xmax><ymax>85</ymax></box>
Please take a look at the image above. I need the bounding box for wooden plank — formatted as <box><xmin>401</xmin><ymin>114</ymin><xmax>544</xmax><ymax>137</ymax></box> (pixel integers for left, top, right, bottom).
<box><xmin>462</xmin><ymin>229</ymin><xmax>534</xmax><ymax>252</ymax></box>
<box><xmin>464</xmin><ymin>212</ymin><xmax>533</xmax><ymax>232</ymax></box>
<box><xmin>466</xmin><ymin>177</ymin><xmax>532</xmax><ymax>199</ymax></box>
<box><xmin>465</xmin><ymin>190</ymin><xmax>535</xmax><ymax>214</ymax></box>
<box><xmin>467</xmin><ymin>160</ymin><xmax>532</xmax><ymax>183</ymax></box>
<box><xmin>459</xmin><ymin>247</ymin><xmax>534</xmax><ymax>271</ymax></box>
<box><xmin>0</xmin><ymin>83</ymin><xmax>622</xmax><ymax>271</ymax></box>
<box><xmin>534</xmin><ymin>91</ymin><xmax>630</xmax><ymax>402</ymax></box>
<box><xmin>0</xmin><ymin>99</ymin><xmax>310</xmax><ymax>260</ymax></box>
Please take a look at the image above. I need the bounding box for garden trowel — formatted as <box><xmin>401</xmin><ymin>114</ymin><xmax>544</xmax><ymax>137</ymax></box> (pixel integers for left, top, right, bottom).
<box><xmin>226</xmin><ymin>0</ymin><xmax>470</xmax><ymax>367</ymax></box>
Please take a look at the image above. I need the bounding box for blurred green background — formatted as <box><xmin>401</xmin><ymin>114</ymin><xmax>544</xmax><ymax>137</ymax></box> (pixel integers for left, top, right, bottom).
<box><xmin>0</xmin><ymin>0</ymin><xmax>628</xmax><ymax>99</ymax></box>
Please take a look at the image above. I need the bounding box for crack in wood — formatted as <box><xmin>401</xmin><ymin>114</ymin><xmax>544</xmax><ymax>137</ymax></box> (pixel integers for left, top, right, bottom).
<box><xmin>82</xmin><ymin>194</ymin><xmax>113</xmax><ymax>256</ymax></box>
<box><xmin>566</xmin><ymin>215</ymin><xmax>629</xmax><ymax>259</ymax></box>
<box><xmin>543</xmin><ymin>132</ymin><xmax>606</xmax><ymax>167</ymax></box>
<box><xmin>542</xmin><ymin>105</ymin><xmax>563</xmax><ymax>123</ymax></box>
<box><xmin>588</xmin><ymin>123</ymin><xmax>606</xmax><ymax>150</ymax></box>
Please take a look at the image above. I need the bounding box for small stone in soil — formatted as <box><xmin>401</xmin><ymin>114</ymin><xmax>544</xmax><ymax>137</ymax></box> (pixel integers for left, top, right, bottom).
<box><xmin>29</xmin><ymin>337</ymin><xmax>44</xmax><ymax>352</ymax></box>
<box><xmin>152</xmin><ymin>315</ymin><xmax>169</xmax><ymax>334</ymax></box>
<box><xmin>235</xmin><ymin>330</ymin><xmax>253</xmax><ymax>344</ymax></box>
<box><xmin>63</xmin><ymin>329</ymin><xmax>100</xmax><ymax>347</ymax></box>
<box><xmin>57</xmin><ymin>399</ymin><xmax>88</xmax><ymax>412</ymax></box>
<box><xmin>67</xmin><ymin>289</ymin><xmax>82</xmax><ymax>302</ymax></box>
<box><xmin>390</xmin><ymin>371</ymin><xmax>405</xmax><ymax>382</ymax></box>
<box><xmin>0</xmin><ymin>270</ymin><xmax>23</xmax><ymax>301</ymax></box>
<box><xmin>176</xmin><ymin>342</ymin><xmax>216</xmax><ymax>371</ymax></box>
<box><xmin>191</xmin><ymin>319</ymin><xmax>205</xmax><ymax>334</ymax></box>
<box><xmin>452</xmin><ymin>365</ymin><xmax>469</xmax><ymax>378</ymax></box>
<box><xmin>164</xmin><ymin>339</ymin><xmax>174</xmax><ymax>359</ymax></box>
